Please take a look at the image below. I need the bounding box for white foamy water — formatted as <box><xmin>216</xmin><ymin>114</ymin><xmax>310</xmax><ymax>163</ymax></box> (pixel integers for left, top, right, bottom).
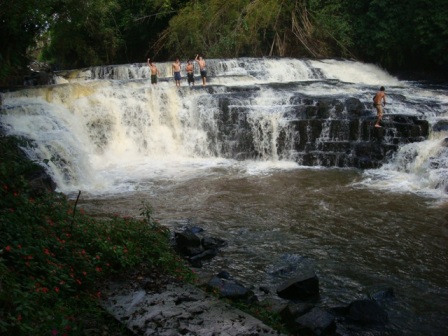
<box><xmin>1</xmin><ymin>57</ymin><xmax>447</xmax><ymax>199</ymax></box>
<box><xmin>356</xmin><ymin>131</ymin><xmax>448</xmax><ymax>199</ymax></box>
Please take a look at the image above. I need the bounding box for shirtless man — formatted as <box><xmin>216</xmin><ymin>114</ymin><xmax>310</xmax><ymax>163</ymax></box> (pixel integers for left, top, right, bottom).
<box><xmin>147</xmin><ymin>58</ymin><xmax>161</xmax><ymax>85</ymax></box>
<box><xmin>373</xmin><ymin>86</ymin><xmax>386</xmax><ymax>127</ymax></box>
<box><xmin>195</xmin><ymin>54</ymin><xmax>207</xmax><ymax>86</ymax></box>
<box><xmin>185</xmin><ymin>60</ymin><xmax>194</xmax><ymax>86</ymax></box>
<box><xmin>172</xmin><ymin>58</ymin><xmax>181</xmax><ymax>87</ymax></box>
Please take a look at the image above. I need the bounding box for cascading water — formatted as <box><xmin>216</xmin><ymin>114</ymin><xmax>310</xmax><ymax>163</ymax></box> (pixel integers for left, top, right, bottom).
<box><xmin>1</xmin><ymin>58</ymin><xmax>447</xmax><ymax>335</ymax></box>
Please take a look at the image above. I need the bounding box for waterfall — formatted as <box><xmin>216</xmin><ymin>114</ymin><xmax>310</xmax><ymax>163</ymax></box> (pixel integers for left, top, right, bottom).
<box><xmin>1</xmin><ymin>58</ymin><xmax>447</xmax><ymax>197</ymax></box>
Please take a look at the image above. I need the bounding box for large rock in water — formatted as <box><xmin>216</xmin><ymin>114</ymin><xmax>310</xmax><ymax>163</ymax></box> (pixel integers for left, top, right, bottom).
<box><xmin>214</xmin><ymin>93</ymin><xmax>430</xmax><ymax>169</ymax></box>
<box><xmin>276</xmin><ymin>271</ymin><xmax>319</xmax><ymax>300</ymax></box>
<box><xmin>173</xmin><ymin>227</ymin><xmax>226</xmax><ymax>268</ymax></box>
<box><xmin>294</xmin><ymin>307</ymin><xmax>336</xmax><ymax>336</ymax></box>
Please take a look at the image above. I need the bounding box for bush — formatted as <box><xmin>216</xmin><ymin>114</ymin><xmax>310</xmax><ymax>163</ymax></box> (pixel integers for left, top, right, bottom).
<box><xmin>0</xmin><ymin>136</ymin><xmax>194</xmax><ymax>335</ymax></box>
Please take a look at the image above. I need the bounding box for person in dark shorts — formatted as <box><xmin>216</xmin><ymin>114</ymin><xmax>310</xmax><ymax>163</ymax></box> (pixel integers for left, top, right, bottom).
<box><xmin>195</xmin><ymin>54</ymin><xmax>207</xmax><ymax>86</ymax></box>
<box><xmin>147</xmin><ymin>58</ymin><xmax>160</xmax><ymax>85</ymax></box>
<box><xmin>185</xmin><ymin>60</ymin><xmax>195</xmax><ymax>86</ymax></box>
<box><xmin>172</xmin><ymin>58</ymin><xmax>181</xmax><ymax>87</ymax></box>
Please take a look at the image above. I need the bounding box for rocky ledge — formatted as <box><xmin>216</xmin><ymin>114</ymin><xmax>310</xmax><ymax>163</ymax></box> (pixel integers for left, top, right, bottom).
<box><xmin>101</xmin><ymin>226</ymin><xmax>396</xmax><ymax>336</ymax></box>
<box><xmin>101</xmin><ymin>276</ymin><xmax>284</xmax><ymax>336</ymax></box>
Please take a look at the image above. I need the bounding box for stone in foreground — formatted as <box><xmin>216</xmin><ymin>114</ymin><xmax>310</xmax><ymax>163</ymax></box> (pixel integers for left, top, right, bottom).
<box><xmin>101</xmin><ymin>280</ymin><xmax>285</xmax><ymax>336</ymax></box>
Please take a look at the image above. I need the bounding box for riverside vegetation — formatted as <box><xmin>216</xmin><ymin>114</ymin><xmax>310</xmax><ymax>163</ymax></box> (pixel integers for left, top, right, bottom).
<box><xmin>1</xmin><ymin>0</ymin><xmax>447</xmax><ymax>86</ymax></box>
<box><xmin>0</xmin><ymin>135</ymin><xmax>196</xmax><ymax>335</ymax></box>
<box><xmin>0</xmin><ymin>135</ymin><xmax>287</xmax><ymax>335</ymax></box>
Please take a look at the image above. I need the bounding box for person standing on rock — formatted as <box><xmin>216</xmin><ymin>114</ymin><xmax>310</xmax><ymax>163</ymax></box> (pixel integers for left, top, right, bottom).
<box><xmin>147</xmin><ymin>58</ymin><xmax>161</xmax><ymax>85</ymax></box>
<box><xmin>172</xmin><ymin>57</ymin><xmax>182</xmax><ymax>87</ymax></box>
<box><xmin>185</xmin><ymin>60</ymin><xmax>195</xmax><ymax>87</ymax></box>
<box><xmin>373</xmin><ymin>86</ymin><xmax>386</xmax><ymax>127</ymax></box>
<box><xmin>195</xmin><ymin>54</ymin><xmax>207</xmax><ymax>87</ymax></box>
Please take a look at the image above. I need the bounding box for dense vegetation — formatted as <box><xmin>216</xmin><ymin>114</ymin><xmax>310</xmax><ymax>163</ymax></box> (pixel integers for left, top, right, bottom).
<box><xmin>0</xmin><ymin>136</ymin><xmax>195</xmax><ymax>335</ymax></box>
<box><xmin>0</xmin><ymin>0</ymin><xmax>448</xmax><ymax>82</ymax></box>
<box><xmin>1</xmin><ymin>0</ymin><xmax>447</xmax><ymax>85</ymax></box>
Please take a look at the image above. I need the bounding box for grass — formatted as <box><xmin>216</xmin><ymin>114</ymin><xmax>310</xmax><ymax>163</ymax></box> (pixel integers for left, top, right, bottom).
<box><xmin>0</xmin><ymin>135</ymin><xmax>195</xmax><ymax>335</ymax></box>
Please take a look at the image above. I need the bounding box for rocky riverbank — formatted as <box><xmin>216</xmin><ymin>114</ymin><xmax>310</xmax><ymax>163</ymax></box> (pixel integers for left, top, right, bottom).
<box><xmin>100</xmin><ymin>226</ymin><xmax>396</xmax><ymax>336</ymax></box>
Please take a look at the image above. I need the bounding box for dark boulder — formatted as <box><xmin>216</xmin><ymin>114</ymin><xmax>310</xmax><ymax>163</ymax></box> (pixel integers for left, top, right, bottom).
<box><xmin>207</xmin><ymin>273</ymin><xmax>257</xmax><ymax>303</ymax></box>
<box><xmin>174</xmin><ymin>228</ymin><xmax>201</xmax><ymax>252</ymax></box>
<box><xmin>173</xmin><ymin>227</ymin><xmax>226</xmax><ymax>267</ymax></box>
<box><xmin>294</xmin><ymin>307</ymin><xmax>336</xmax><ymax>336</ymax></box>
<box><xmin>432</xmin><ymin>120</ymin><xmax>448</xmax><ymax>132</ymax></box>
<box><xmin>279</xmin><ymin>302</ymin><xmax>314</xmax><ymax>328</ymax></box>
<box><xmin>276</xmin><ymin>271</ymin><xmax>319</xmax><ymax>300</ymax></box>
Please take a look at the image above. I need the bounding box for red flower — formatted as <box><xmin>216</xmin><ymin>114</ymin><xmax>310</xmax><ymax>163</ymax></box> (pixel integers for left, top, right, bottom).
<box><xmin>95</xmin><ymin>267</ymin><xmax>102</xmax><ymax>272</ymax></box>
<box><xmin>4</xmin><ymin>245</ymin><xmax>11</xmax><ymax>252</ymax></box>
<box><xmin>54</xmin><ymin>287</ymin><xmax>60</xmax><ymax>293</ymax></box>
<box><xmin>17</xmin><ymin>314</ymin><xmax>22</xmax><ymax>322</ymax></box>
<box><xmin>76</xmin><ymin>279</ymin><xmax>82</xmax><ymax>285</ymax></box>
<box><xmin>44</xmin><ymin>248</ymin><xmax>50</xmax><ymax>255</ymax></box>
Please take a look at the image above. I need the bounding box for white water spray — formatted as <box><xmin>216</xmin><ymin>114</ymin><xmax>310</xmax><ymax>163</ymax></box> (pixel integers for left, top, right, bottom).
<box><xmin>1</xmin><ymin>58</ymin><xmax>447</xmax><ymax>199</ymax></box>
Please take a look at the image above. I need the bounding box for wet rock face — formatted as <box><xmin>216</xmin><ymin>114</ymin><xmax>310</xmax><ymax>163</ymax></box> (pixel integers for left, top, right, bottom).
<box><xmin>173</xmin><ymin>227</ymin><xmax>226</xmax><ymax>268</ymax></box>
<box><xmin>276</xmin><ymin>272</ymin><xmax>320</xmax><ymax>300</ymax></box>
<box><xmin>215</xmin><ymin>94</ymin><xmax>430</xmax><ymax>169</ymax></box>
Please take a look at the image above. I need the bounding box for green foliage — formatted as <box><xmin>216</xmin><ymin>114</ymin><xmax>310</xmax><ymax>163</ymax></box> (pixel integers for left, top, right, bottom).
<box><xmin>0</xmin><ymin>136</ymin><xmax>194</xmax><ymax>335</ymax></box>
<box><xmin>0</xmin><ymin>0</ymin><xmax>54</xmax><ymax>85</ymax></box>
<box><xmin>1</xmin><ymin>0</ymin><xmax>446</xmax><ymax>82</ymax></box>
<box><xmin>41</xmin><ymin>0</ymin><xmax>123</xmax><ymax>68</ymax></box>
<box><xmin>349</xmin><ymin>0</ymin><xmax>448</xmax><ymax>73</ymax></box>
<box><xmin>162</xmin><ymin>0</ymin><xmax>356</xmax><ymax>59</ymax></box>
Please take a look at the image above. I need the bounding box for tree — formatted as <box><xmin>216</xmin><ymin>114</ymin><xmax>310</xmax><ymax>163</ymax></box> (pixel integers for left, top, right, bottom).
<box><xmin>41</xmin><ymin>0</ymin><xmax>122</xmax><ymax>68</ymax></box>
<box><xmin>0</xmin><ymin>0</ymin><xmax>55</xmax><ymax>85</ymax></box>
<box><xmin>348</xmin><ymin>0</ymin><xmax>448</xmax><ymax>75</ymax></box>
<box><xmin>1</xmin><ymin>0</ymin><xmax>446</xmax><ymax>84</ymax></box>
<box><xmin>157</xmin><ymin>0</ymin><xmax>356</xmax><ymax>59</ymax></box>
